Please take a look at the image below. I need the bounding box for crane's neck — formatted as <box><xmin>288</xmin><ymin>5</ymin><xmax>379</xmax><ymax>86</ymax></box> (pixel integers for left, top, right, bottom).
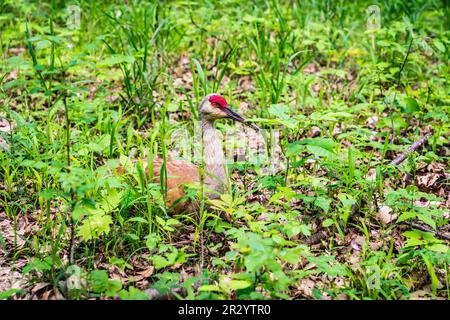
<box><xmin>201</xmin><ymin>118</ymin><xmax>227</xmax><ymax>196</ymax></box>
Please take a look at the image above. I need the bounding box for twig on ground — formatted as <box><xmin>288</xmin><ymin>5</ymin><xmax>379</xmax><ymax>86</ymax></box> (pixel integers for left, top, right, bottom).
<box><xmin>351</xmin><ymin>131</ymin><xmax>432</xmax><ymax>219</ymax></box>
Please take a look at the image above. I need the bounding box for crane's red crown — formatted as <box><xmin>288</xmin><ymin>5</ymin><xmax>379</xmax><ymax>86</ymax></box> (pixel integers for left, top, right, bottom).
<box><xmin>209</xmin><ymin>95</ymin><xmax>228</xmax><ymax>108</ymax></box>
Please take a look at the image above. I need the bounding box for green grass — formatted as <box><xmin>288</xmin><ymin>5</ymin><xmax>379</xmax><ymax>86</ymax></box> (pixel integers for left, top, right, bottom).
<box><xmin>0</xmin><ymin>0</ymin><xmax>449</xmax><ymax>300</ymax></box>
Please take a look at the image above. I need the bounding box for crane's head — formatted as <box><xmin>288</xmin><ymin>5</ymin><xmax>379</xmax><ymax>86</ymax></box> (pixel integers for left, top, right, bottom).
<box><xmin>199</xmin><ymin>93</ymin><xmax>259</xmax><ymax>131</ymax></box>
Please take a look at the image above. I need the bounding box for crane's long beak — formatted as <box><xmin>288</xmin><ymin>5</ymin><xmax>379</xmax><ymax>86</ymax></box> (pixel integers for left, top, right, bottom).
<box><xmin>223</xmin><ymin>107</ymin><xmax>260</xmax><ymax>132</ymax></box>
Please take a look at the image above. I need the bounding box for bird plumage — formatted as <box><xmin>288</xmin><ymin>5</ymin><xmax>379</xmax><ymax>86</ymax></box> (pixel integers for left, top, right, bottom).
<box><xmin>114</xmin><ymin>94</ymin><xmax>258</xmax><ymax>214</ymax></box>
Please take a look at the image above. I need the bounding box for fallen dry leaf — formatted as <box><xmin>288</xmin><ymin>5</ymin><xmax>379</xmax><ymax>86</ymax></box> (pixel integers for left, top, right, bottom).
<box><xmin>376</xmin><ymin>205</ymin><xmax>397</xmax><ymax>226</ymax></box>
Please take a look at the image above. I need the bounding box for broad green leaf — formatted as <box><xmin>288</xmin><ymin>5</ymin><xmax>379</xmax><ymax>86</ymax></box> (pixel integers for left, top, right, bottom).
<box><xmin>299</xmin><ymin>138</ymin><xmax>337</xmax><ymax>158</ymax></box>
<box><xmin>319</xmin><ymin>68</ymin><xmax>347</xmax><ymax>78</ymax></box>
<box><xmin>145</xmin><ymin>233</ymin><xmax>160</xmax><ymax>251</ymax></box>
<box><xmin>417</xmin><ymin>214</ymin><xmax>436</xmax><ymax>229</ymax></box>
<box><xmin>0</xmin><ymin>288</ymin><xmax>23</xmax><ymax>300</ymax></box>
<box><xmin>99</xmin><ymin>189</ymin><xmax>123</xmax><ymax>213</ymax></box>
<box><xmin>268</xmin><ymin>104</ymin><xmax>298</xmax><ymax>129</ymax></box>
<box><xmin>155</xmin><ymin>216</ymin><xmax>165</xmax><ymax>226</ymax></box>
<box><xmin>310</xmin><ymin>111</ymin><xmax>352</xmax><ymax>122</ymax></box>
<box><xmin>421</xmin><ymin>253</ymin><xmax>438</xmax><ymax>295</ymax></box>
<box><xmin>428</xmin><ymin>244</ymin><xmax>448</xmax><ymax>253</ymax></box>
<box><xmin>307</xmin><ymin>145</ymin><xmax>336</xmax><ymax>158</ymax></box>
<box><xmin>127</xmin><ymin>217</ymin><xmax>148</xmax><ymax>224</ymax></box>
<box><xmin>279</xmin><ymin>246</ymin><xmax>308</xmax><ymax>264</ymax></box>
<box><xmin>432</xmin><ymin>39</ymin><xmax>445</xmax><ymax>52</ymax></box>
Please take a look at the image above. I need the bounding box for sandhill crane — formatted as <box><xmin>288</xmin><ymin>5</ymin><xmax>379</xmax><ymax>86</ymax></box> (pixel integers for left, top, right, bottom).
<box><xmin>116</xmin><ymin>94</ymin><xmax>259</xmax><ymax>213</ymax></box>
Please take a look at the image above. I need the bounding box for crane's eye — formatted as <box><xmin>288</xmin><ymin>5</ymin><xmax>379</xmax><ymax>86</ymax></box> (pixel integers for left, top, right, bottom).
<box><xmin>211</xmin><ymin>102</ymin><xmax>219</xmax><ymax>108</ymax></box>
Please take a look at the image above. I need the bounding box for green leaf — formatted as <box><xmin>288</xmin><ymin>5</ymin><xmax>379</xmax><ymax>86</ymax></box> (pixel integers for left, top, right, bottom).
<box><xmin>315</xmin><ymin>197</ymin><xmax>331</xmax><ymax>212</ymax></box>
<box><xmin>279</xmin><ymin>246</ymin><xmax>308</xmax><ymax>264</ymax></box>
<box><xmin>166</xmin><ymin>218</ymin><xmax>180</xmax><ymax>226</ymax></box>
<box><xmin>308</xmin><ymin>145</ymin><xmax>336</xmax><ymax>158</ymax></box>
<box><xmin>312</xmin><ymin>288</ymin><xmax>324</xmax><ymax>299</ymax></box>
<box><xmin>99</xmin><ymin>54</ymin><xmax>135</xmax><ymax>66</ymax></box>
<box><xmin>119</xmin><ymin>287</ymin><xmax>149</xmax><ymax>300</ymax></box>
<box><xmin>127</xmin><ymin>217</ymin><xmax>148</xmax><ymax>224</ymax></box>
<box><xmin>150</xmin><ymin>246</ymin><xmax>187</xmax><ymax>269</ymax></box>
<box><xmin>308</xmin><ymin>255</ymin><xmax>347</xmax><ymax>277</ymax></box>
<box><xmin>72</xmin><ymin>201</ymin><xmax>94</xmax><ymax>221</ymax></box>
<box><xmin>338</xmin><ymin>193</ymin><xmax>356</xmax><ymax>208</ymax></box>
<box><xmin>400</xmin><ymin>97</ymin><xmax>420</xmax><ymax>114</ymax></box>
<box><xmin>88</xmin><ymin>270</ymin><xmax>122</xmax><ymax>295</ymax></box>
<box><xmin>310</xmin><ymin>111</ymin><xmax>352</xmax><ymax>122</ymax></box>
<box><xmin>428</xmin><ymin>244</ymin><xmax>448</xmax><ymax>253</ymax></box>
<box><xmin>23</xmin><ymin>257</ymin><xmax>54</xmax><ymax>274</ymax></box>
<box><xmin>0</xmin><ymin>288</ymin><xmax>23</xmax><ymax>300</ymax></box>
<box><xmin>300</xmin><ymin>138</ymin><xmax>337</xmax><ymax>159</ymax></box>
<box><xmin>417</xmin><ymin>214</ymin><xmax>436</xmax><ymax>229</ymax></box>
<box><xmin>432</xmin><ymin>39</ymin><xmax>445</xmax><ymax>52</ymax></box>
<box><xmin>268</xmin><ymin>104</ymin><xmax>290</xmax><ymax>119</ymax></box>
<box><xmin>151</xmin><ymin>255</ymin><xmax>171</xmax><ymax>269</ymax></box>
<box><xmin>268</xmin><ymin>104</ymin><xmax>298</xmax><ymax>129</ymax></box>
<box><xmin>322</xmin><ymin>219</ymin><xmax>334</xmax><ymax>227</ymax></box>
<box><xmin>269</xmin><ymin>192</ymin><xmax>284</xmax><ymax>203</ymax></box>
<box><xmin>286</xmin><ymin>142</ymin><xmax>305</xmax><ymax>157</ymax></box>
<box><xmin>77</xmin><ymin>213</ymin><xmax>113</xmax><ymax>241</ymax></box>
<box><xmin>397</xmin><ymin>211</ymin><xmax>416</xmax><ymax>222</ymax></box>
<box><xmin>118</xmin><ymin>154</ymin><xmax>137</xmax><ymax>177</ymax></box>
<box><xmin>127</xmin><ymin>233</ymin><xmax>139</xmax><ymax>240</ymax></box>
<box><xmin>193</xmin><ymin>58</ymin><xmax>207</xmax><ymax>93</ymax></box>
<box><xmin>109</xmin><ymin>257</ymin><xmax>133</xmax><ymax>271</ymax></box>
<box><xmin>145</xmin><ymin>233</ymin><xmax>160</xmax><ymax>251</ymax></box>
<box><xmin>319</xmin><ymin>68</ymin><xmax>347</xmax><ymax>78</ymax></box>
<box><xmin>155</xmin><ymin>216</ymin><xmax>165</xmax><ymax>226</ymax></box>
<box><xmin>421</xmin><ymin>253</ymin><xmax>438</xmax><ymax>296</ymax></box>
